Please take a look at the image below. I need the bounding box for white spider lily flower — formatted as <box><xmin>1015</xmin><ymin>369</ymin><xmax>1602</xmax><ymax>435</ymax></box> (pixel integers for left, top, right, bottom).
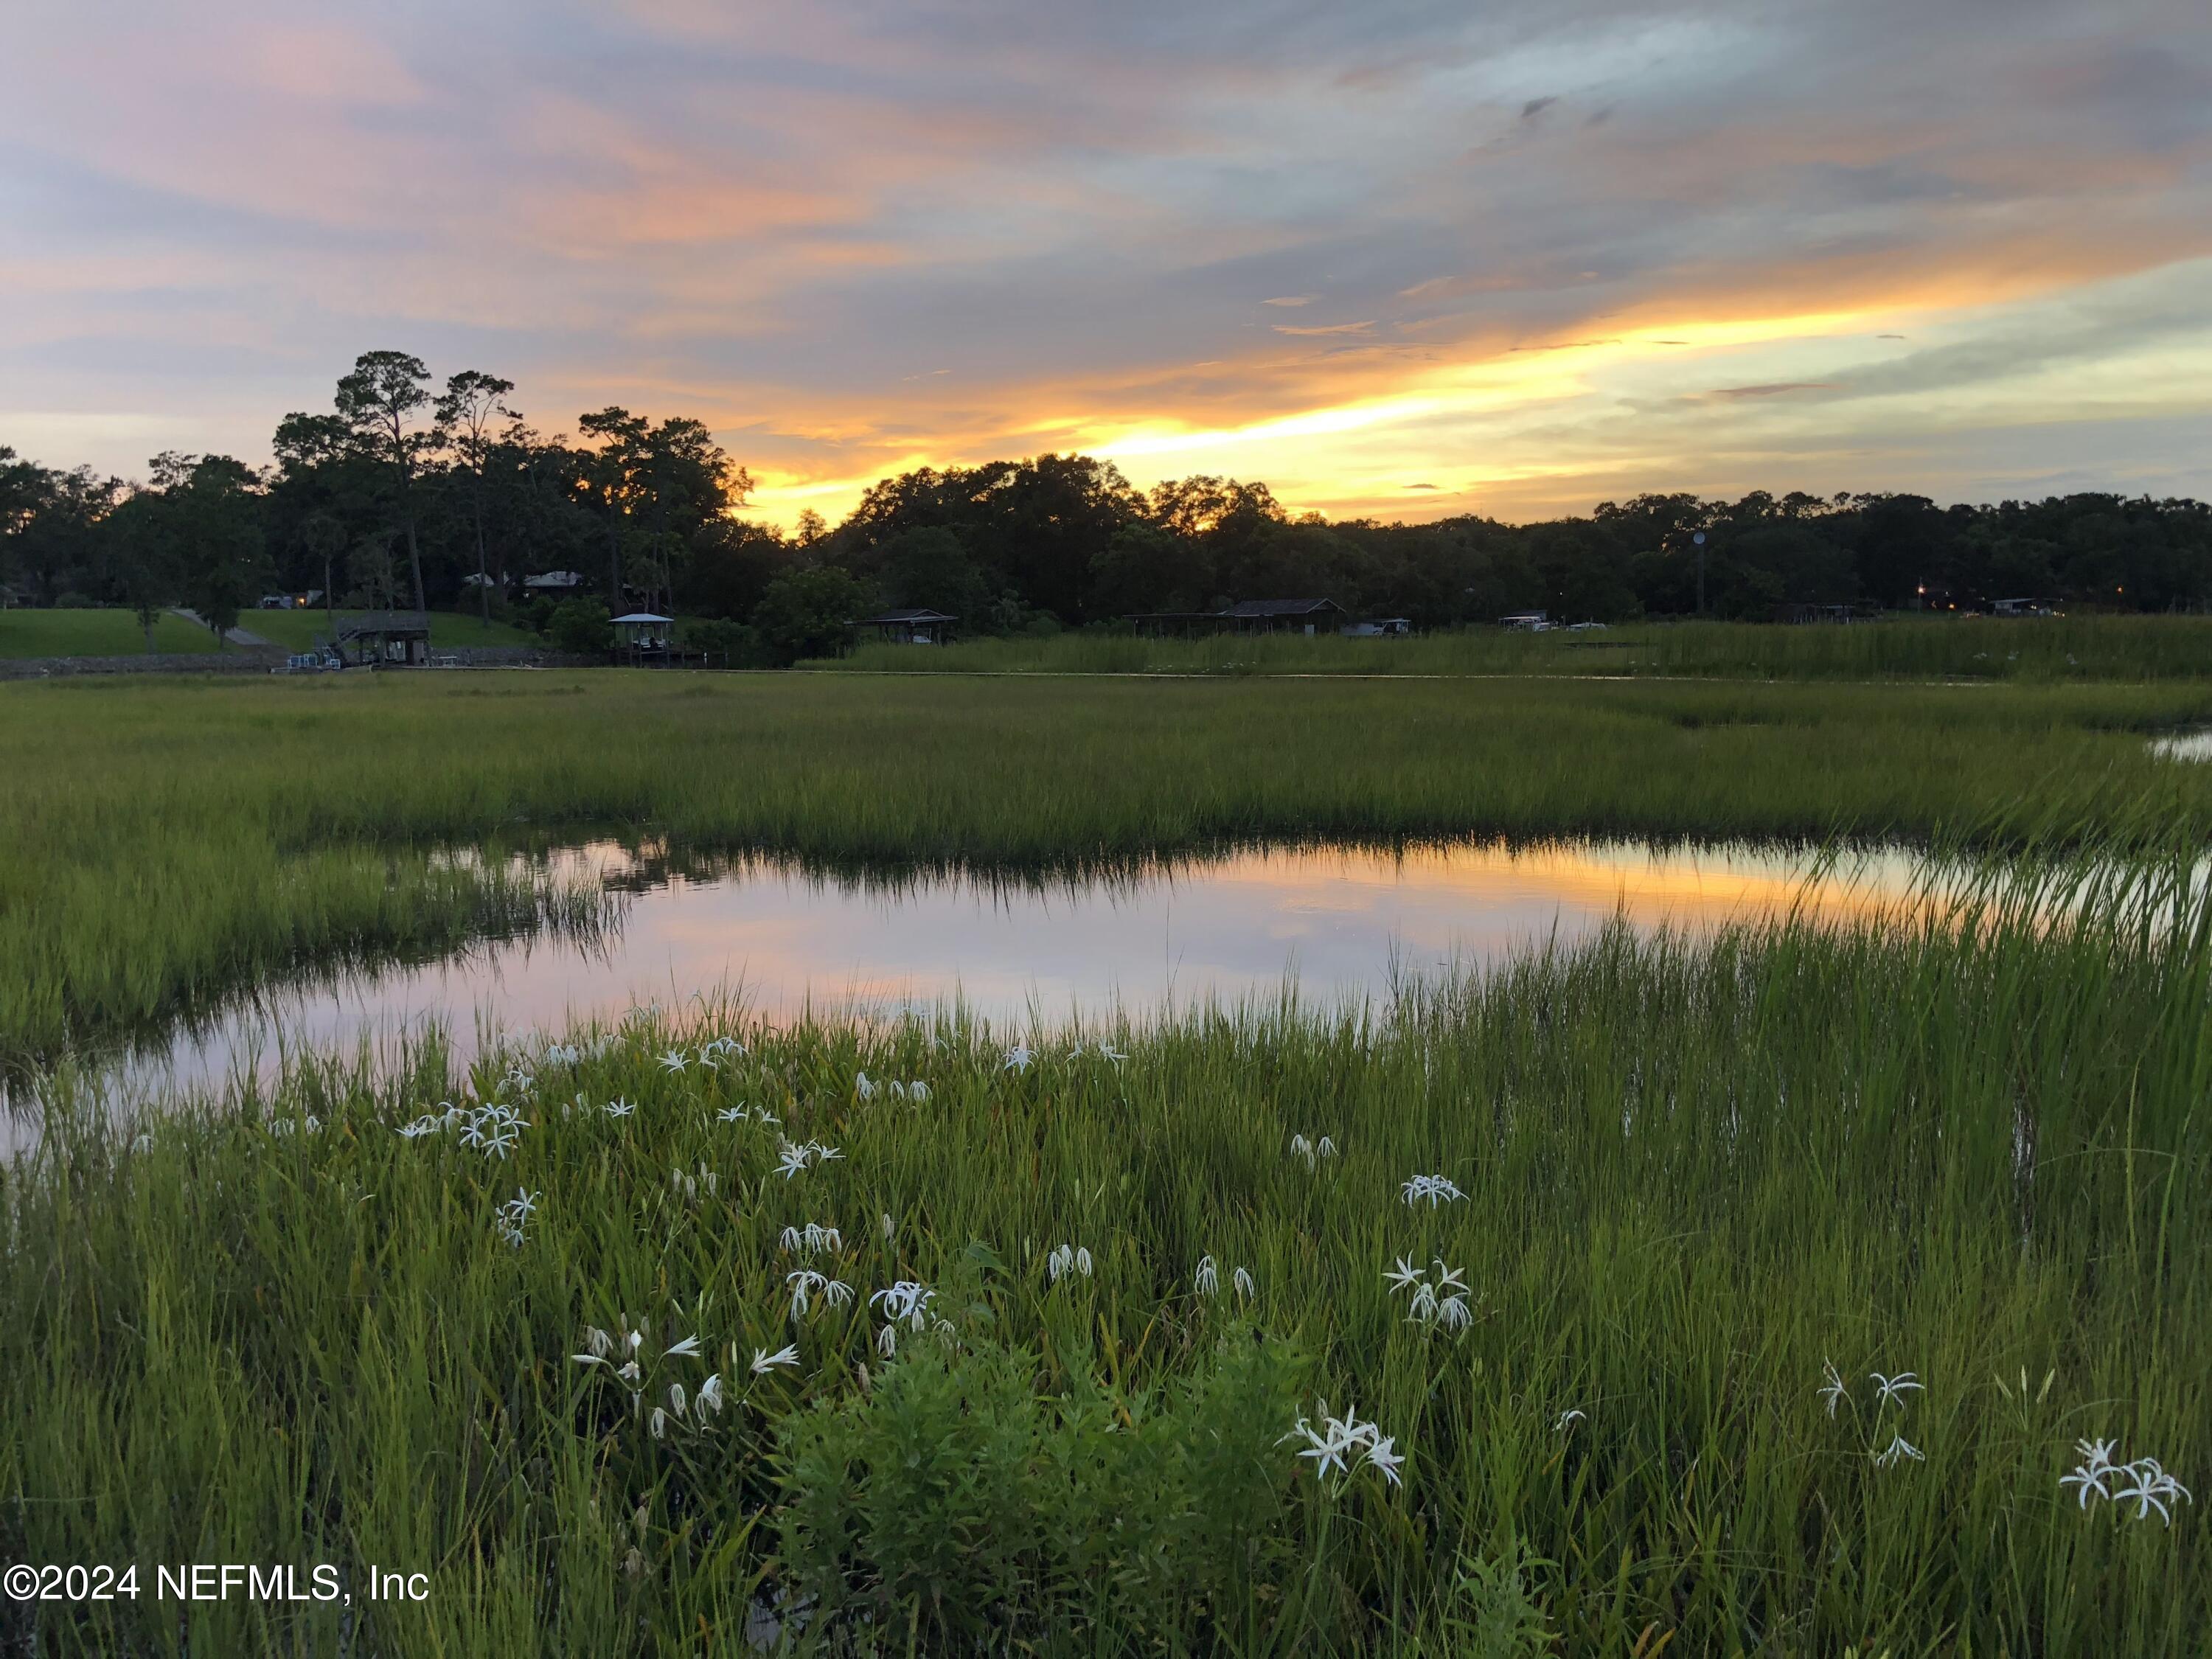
<box><xmin>658</xmin><ymin>1048</ymin><xmax>688</xmax><ymax>1072</ymax></box>
<box><xmin>822</xmin><ymin>1279</ymin><xmax>855</xmax><ymax>1309</ymax></box>
<box><xmin>2113</xmin><ymin>1471</ymin><xmax>2177</xmax><ymax>1525</ymax></box>
<box><xmin>907</xmin><ymin>1081</ymin><xmax>930</xmax><ymax>1102</ymax></box>
<box><xmin>1873</xmin><ymin>1435</ymin><xmax>1924</xmax><ymax>1469</ymax></box>
<box><xmin>650</xmin><ymin>1408</ymin><xmax>668</xmax><ymax>1440</ymax></box>
<box><xmin>1291</xmin><ymin>1401</ymin><xmax>1391</xmax><ymax>1483</ymax></box>
<box><xmin>668</xmin><ymin>1382</ymin><xmax>688</xmax><ymax>1422</ymax></box>
<box><xmin>777</xmin><ymin>1225</ymin><xmax>803</xmax><ymax>1252</ymax></box>
<box><xmin>1290</xmin><ymin>1135</ymin><xmax>1317</xmax><ymax>1170</ymax></box>
<box><xmin>875</xmin><ymin>1322</ymin><xmax>898</xmax><ymax>1358</ymax></box>
<box><xmin>812</xmin><ymin>1144</ymin><xmax>844</xmax><ymax>1164</ymax></box>
<box><xmin>1869</xmin><ymin>1371</ymin><xmax>1923</xmax><ymax>1411</ymax></box>
<box><xmin>715</xmin><ymin>1105</ymin><xmax>748</xmax><ymax>1123</ymax></box>
<box><xmin>776</xmin><ymin>1144</ymin><xmax>810</xmax><ymax>1180</ymax></box>
<box><xmin>397</xmin><ymin>1116</ymin><xmax>442</xmax><ymax>1139</ymax></box>
<box><xmin>664</xmin><ymin>1335</ymin><xmax>703</xmax><ymax>1360</ymax></box>
<box><xmin>1431</xmin><ymin>1260</ymin><xmax>1467</xmax><ymax>1297</ymax></box>
<box><xmin>871</xmin><ymin>1281</ymin><xmax>935</xmax><ymax>1328</ymax></box>
<box><xmin>1382</xmin><ymin>1256</ymin><xmax>1423</xmax><ymax>1295</ymax></box>
<box><xmin>2115</xmin><ymin>1458</ymin><xmax>2191</xmax><ymax>1524</ymax></box>
<box><xmin>1434</xmin><ymin>1293</ymin><xmax>1472</xmax><ymax>1332</ymax></box>
<box><xmin>855</xmin><ymin>1072</ymin><xmax>876</xmax><ymax>1100</ymax></box>
<box><xmin>1046</xmin><ymin>1244</ymin><xmax>1095</xmax><ymax>1284</ymax></box>
<box><xmin>1316</xmin><ymin>1135</ymin><xmax>1337</xmax><ymax>1159</ymax></box>
<box><xmin>786</xmin><ymin>1270</ymin><xmax>826</xmax><ymax>1319</ymax></box>
<box><xmin>1400</xmin><ymin>1173</ymin><xmax>1466</xmax><ymax>1208</ymax></box>
<box><xmin>2076</xmin><ymin>1438</ymin><xmax>2119</xmax><ymax>1477</ymax></box>
<box><xmin>1232</xmin><ymin>1266</ymin><xmax>1255</xmax><ymax>1302</ymax></box>
<box><xmin>751</xmin><ymin>1344</ymin><xmax>801</xmax><ymax>1375</ymax></box>
<box><xmin>1363</xmin><ymin>1435</ymin><xmax>1405</xmax><ymax>1486</ymax></box>
<box><xmin>617</xmin><ymin>1360</ymin><xmax>642</xmax><ymax>1385</ymax></box>
<box><xmin>605</xmin><ymin>1097</ymin><xmax>636</xmax><ymax>1119</ymax></box>
<box><xmin>1818</xmin><ymin>1360</ymin><xmax>1848</xmax><ymax>1419</ymax></box>
<box><xmin>1194</xmin><ymin>1256</ymin><xmax>1220</xmax><ymax>1296</ymax></box>
<box><xmin>1555</xmin><ymin>1408</ymin><xmax>1585</xmax><ymax>1432</ymax></box>
<box><xmin>882</xmin><ymin>1211</ymin><xmax>897</xmax><ymax>1243</ymax></box>
<box><xmin>1096</xmin><ymin>1044</ymin><xmax>1127</xmax><ymax>1063</ymax></box>
<box><xmin>1003</xmin><ymin>1043</ymin><xmax>1034</xmax><ymax>1073</ymax></box>
<box><xmin>1408</xmin><ymin>1281</ymin><xmax>1437</xmax><ymax>1322</ymax></box>
<box><xmin>582</xmin><ymin>1326</ymin><xmax>614</xmax><ymax>1359</ymax></box>
<box><xmin>695</xmin><ymin>1374</ymin><xmax>724</xmax><ymax>1416</ymax></box>
<box><xmin>1295</xmin><ymin>1422</ymin><xmax>1354</xmax><ymax>1481</ymax></box>
<box><xmin>2061</xmin><ymin>1461</ymin><xmax>2113</xmax><ymax>1509</ymax></box>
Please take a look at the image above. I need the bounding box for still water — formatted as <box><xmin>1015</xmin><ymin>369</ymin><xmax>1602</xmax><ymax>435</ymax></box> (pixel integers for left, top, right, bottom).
<box><xmin>57</xmin><ymin>838</ymin><xmax>1930</xmax><ymax>1110</ymax></box>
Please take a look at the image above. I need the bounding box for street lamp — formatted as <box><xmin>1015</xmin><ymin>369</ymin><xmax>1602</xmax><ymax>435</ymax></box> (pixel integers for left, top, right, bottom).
<box><xmin>1693</xmin><ymin>532</ymin><xmax>1706</xmax><ymax>617</ymax></box>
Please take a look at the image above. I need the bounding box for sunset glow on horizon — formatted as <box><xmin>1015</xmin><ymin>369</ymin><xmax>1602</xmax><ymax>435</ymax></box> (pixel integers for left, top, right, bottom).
<box><xmin>4</xmin><ymin>0</ymin><xmax>2208</xmax><ymax>527</ymax></box>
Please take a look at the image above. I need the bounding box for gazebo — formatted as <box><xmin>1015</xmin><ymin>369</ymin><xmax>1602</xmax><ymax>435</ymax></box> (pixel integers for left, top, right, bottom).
<box><xmin>335</xmin><ymin>611</ymin><xmax>431</xmax><ymax>667</ymax></box>
<box><xmin>855</xmin><ymin>608</ymin><xmax>958</xmax><ymax>644</ymax></box>
<box><xmin>611</xmin><ymin>612</ymin><xmax>674</xmax><ymax>662</ymax></box>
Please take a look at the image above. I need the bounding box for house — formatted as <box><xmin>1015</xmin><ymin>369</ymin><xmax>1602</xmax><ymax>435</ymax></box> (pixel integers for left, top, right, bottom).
<box><xmin>1220</xmin><ymin>598</ymin><xmax>1347</xmax><ymax>635</ymax></box>
<box><xmin>1500</xmin><ymin>611</ymin><xmax>1551</xmax><ymax>631</ymax></box>
<box><xmin>1340</xmin><ymin>616</ymin><xmax>1411</xmax><ymax>639</ymax></box>
<box><xmin>524</xmin><ymin>570</ymin><xmax>588</xmax><ymax>596</ymax></box>
<box><xmin>855</xmin><ymin>608</ymin><xmax>958</xmax><ymax>644</ymax></box>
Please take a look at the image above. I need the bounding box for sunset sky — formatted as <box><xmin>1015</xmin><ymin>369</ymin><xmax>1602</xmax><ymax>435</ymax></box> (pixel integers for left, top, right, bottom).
<box><xmin>4</xmin><ymin>0</ymin><xmax>2208</xmax><ymax>528</ymax></box>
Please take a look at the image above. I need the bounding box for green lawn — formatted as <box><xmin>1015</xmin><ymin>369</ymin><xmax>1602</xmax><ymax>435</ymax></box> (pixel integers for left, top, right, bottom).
<box><xmin>245</xmin><ymin>608</ymin><xmax>541</xmax><ymax>651</ymax></box>
<box><xmin>0</xmin><ymin>608</ymin><xmax>219</xmax><ymax>658</ymax></box>
<box><xmin>0</xmin><ymin>607</ymin><xmax>540</xmax><ymax>659</ymax></box>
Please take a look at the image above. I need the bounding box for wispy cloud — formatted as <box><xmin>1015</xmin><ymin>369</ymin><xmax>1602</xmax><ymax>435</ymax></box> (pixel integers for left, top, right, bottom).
<box><xmin>0</xmin><ymin>0</ymin><xmax>2205</xmax><ymax>520</ymax></box>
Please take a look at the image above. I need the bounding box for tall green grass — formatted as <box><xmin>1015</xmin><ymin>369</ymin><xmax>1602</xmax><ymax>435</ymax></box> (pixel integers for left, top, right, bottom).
<box><xmin>4</xmin><ymin>848</ymin><xmax>2204</xmax><ymax>1652</ymax></box>
<box><xmin>8</xmin><ymin>672</ymin><xmax>2212</xmax><ymax>1071</ymax></box>
<box><xmin>825</xmin><ymin>614</ymin><xmax>2212</xmax><ymax>683</ymax></box>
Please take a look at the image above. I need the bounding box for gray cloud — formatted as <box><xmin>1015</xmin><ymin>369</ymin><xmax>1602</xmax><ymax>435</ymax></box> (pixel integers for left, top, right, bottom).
<box><xmin>0</xmin><ymin>0</ymin><xmax>2206</xmax><ymax>509</ymax></box>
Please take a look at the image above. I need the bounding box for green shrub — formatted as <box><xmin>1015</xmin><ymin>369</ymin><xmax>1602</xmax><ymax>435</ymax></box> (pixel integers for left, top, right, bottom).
<box><xmin>776</xmin><ymin>1326</ymin><xmax>1307</xmax><ymax>1647</ymax></box>
<box><xmin>546</xmin><ymin>598</ymin><xmax>611</xmax><ymax>655</ymax></box>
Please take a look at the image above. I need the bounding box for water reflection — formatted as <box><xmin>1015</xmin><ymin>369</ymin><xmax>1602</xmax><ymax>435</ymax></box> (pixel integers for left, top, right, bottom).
<box><xmin>42</xmin><ymin>838</ymin><xmax>1931</xmax><ymax>1113</ymax></box>
<box><xmin>2149</xmin><ymin>730</ymin><xmax>2212</xmax><ymax>762</ymax></box>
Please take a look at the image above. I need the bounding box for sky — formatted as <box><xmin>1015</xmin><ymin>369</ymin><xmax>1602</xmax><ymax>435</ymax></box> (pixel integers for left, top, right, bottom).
<box><xmin>3</xmin><ymin>0</ymin><xmax>2209</xmax><ymax>529</ymax></box>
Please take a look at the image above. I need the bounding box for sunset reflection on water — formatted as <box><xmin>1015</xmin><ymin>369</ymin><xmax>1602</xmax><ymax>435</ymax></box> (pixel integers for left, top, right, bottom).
<box><xmin>69</xmin><ymin>838</ymin><xmax>1934</xmax><ymax>1107</ymax></box>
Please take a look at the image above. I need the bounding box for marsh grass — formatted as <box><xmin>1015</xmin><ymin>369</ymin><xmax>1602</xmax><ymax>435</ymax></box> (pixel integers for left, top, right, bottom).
<box><xmin>1</xmin><ymin>846</ymin><xmax>2204</xmax><ymax>1653</ymax></box>
<box><xmin>826</xmin><ymin>614</ymin><xmax>2212</xmax><ymax>683</ymax></box>
<box><xmin>8</xmin><ymin>671</ymin><xmax>2212</xmax><ymax>1071</ymax></box>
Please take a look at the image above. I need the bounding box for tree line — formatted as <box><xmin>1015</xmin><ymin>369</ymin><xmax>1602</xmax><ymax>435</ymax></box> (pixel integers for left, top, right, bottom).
<box><xmin>6</xmin><ymin>350</ymin><xmax>2211</xmax><ymax>661</ymax></box>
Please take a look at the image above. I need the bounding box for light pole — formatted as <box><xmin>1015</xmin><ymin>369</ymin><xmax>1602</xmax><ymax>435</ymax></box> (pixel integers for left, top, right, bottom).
<box><xmin>1693</xmin><ymin>531</ymin><xmax>1707</xmax><ymax>617</ymax></box>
